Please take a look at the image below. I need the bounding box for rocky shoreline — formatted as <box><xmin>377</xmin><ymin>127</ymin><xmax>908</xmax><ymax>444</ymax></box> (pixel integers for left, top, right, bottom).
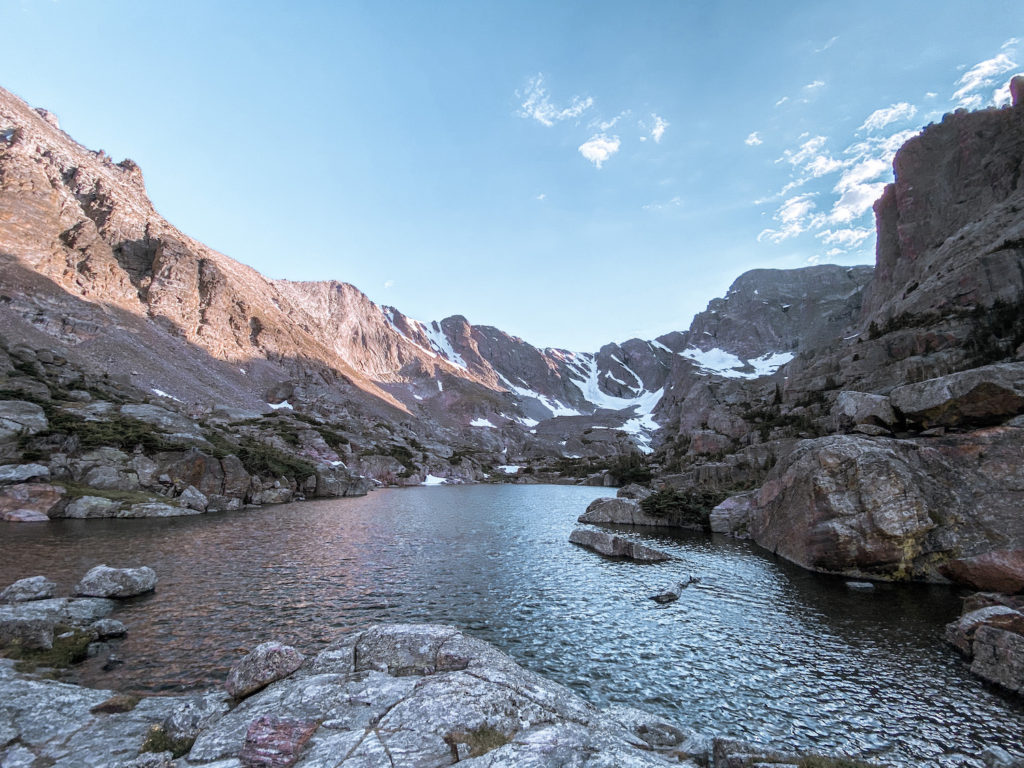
<box><xmin>1</xmin><ymin>618</ymin><xmax>914</xmax><ymax>768</ymax></box>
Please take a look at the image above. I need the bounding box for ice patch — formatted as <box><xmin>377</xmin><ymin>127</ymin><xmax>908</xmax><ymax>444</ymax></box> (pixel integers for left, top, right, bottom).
<box><xmin>151</xmin><ymin>388</ymin><xmax>181</xmax><ymax>402</ymax></box>
<box><xmin>268</xmin><ymin>400</ymin><xmax>294</xmax><ymax>410</ymax></box>
<box><xmin>421</xmin><ymin>474</ymin><xmax>447</xmax><ymax>486</ymax></box>
<box><xmin>497</xmin><ymin>465</ymin><xmax>521</xmax><ymax>474</ymax></box>
<box><xmin>470</xmin><ymin>417</ymin><xmax>496</xmax><ymax>428</ymax></box>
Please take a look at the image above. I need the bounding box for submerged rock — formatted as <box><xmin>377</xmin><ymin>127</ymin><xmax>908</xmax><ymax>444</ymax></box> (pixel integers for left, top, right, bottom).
<box><xmin>569</xmin><ymin>528</ymin><xmax>672</xmax><ymax>562</ymax></box>
<box><xmin>648</xmin><ymin>578</ymin><xmax>695</xmax><ymax>603</ymax></box>
<box><xmin>75</xmin><ymin>565</ymin><xmax>157</xmax><ymax>598</ymax></box>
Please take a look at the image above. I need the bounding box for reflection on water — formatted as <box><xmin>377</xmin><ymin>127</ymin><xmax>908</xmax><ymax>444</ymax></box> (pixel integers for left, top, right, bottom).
<box><xmin>1</xmin><ymin>484</ymin><xmax>1021</xmax><ymax>766</ymax></box>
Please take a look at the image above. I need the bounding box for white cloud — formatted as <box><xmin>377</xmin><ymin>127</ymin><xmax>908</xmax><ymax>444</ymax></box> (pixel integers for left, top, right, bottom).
<box><xmin>517</xmin><ymin>74</ymin><xmax>593</xmax><ymax>127</ymax></box>
<box><xmin>643</xmin><ymin>196</ymin><xmax>683</xmax><ymax>211</ymax></box>
<box><xmin>650</xmin><ymin>114</ymin><xmax>668</xmax><ymax>143</ymax></box>
<box><xmin>535</xmin><ymin>193</ymin><xmax>546</xmax><ymax>201</ymax></box>
<box><xmin>924</xmin><ymin>91</ymin><xmax>938</xmax><ymax>99</ymax></box>
<box><xmin>815</xmin><ymin>36</ymin><xmax>839</xmax><ymax>53</ymax></box>
<box><xmin>757</xmin><ymin>193</ymin><xmax>821</xmax><ymax>243</ymax></box>
<box><xmin>578</xmin><ymin>134</ymin><xmax>621</xmax><ymax>169</ymax></box>
<box><xmin>745</xmin><ymin>131</ymin><xmax>763</xmax><ymax>146</ymax></box>
<box><xmin>829</xmin><ymin>183</ymin><xmax>886</xmax><ymax>224</ymax></box>
<box><xmin>775</xmin><ymin>96</ymin><xmax>790</xmax><ymax>107</ymax></box>
<box><xmin>383</xmin><ymin>280</ymin><xmax>395</xmax><ymax>289</ymax></box>
<box><xmin>859</xmin><ymin>102</ymin><xmax>917</xmax><ymax>133</ymax></box>
<box><xmin>804</xmin><ymin>80</ymin><xmax>825</xmax><ymax>91</ymax></box>
<box><xmin>817</xmin><ymin>228</ymin><xmax>872</xmax><ymax>247</ymax></box>
<box><xmin>952</xmin><ymin>49</ymin><xmax>1018</xmax><ymax>108</ymax></box>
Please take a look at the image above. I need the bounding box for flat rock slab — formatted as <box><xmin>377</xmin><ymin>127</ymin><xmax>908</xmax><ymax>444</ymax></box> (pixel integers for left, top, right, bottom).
<box><xmin>569</xmin><ymin>528</ymin><xmax>672</xmax><ymax>561</ymax></box>
<box><xmin>239</xmin><ymin>715</ymin><xmax>317</xmax><ymax>768</ymax></box>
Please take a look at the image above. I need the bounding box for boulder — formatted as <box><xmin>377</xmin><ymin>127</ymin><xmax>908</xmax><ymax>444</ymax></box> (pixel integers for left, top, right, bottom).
<box><xmin>0</xmin><ymin>575</ymin><xmax>56</xmax><ymax>602</ymax></box>
<box><xmin>568</xmin><ymin>528</ymin><xmax>672</xmax><ymax>562</ymax></box>
<box><xmin>225</xmin><ymin>641</ymin><xmax>305</xmax><ymax>699</ymax></box>
<box><xmin>687</xmin><ymin>429</ymin><xmax>733</xmax><ymax>456</ymax></box>
<box><xmin>119</xmin><ymin>404</ymin><xmax>201</xmax><ymax>435</ymax></box>
<box><xmin>0</xmin><ymin>463</ymin><xmax>50</xmax><ymax>485</ymax></box>
<box><xmin>708</xmin><ymin>493</ymin><xmax>754</xmax><ymax>538</ymax></box>
<box><xmin>940</xmin><ymin>550</ymin><xmax>1024</xmax><ymax>594</ymax></box>
<box><xmin>971</xmin><ymin>624</ymin><xmax>1024</xmax><ymax>694</ymax></box>
<box><xmin>744</xmin><ymin>431</ymin><xmax>1024</xmax><ymax>581</ymax></box>
<box><xmin>578</xmin><ymin>496</ymin><xmax>703</xmax><ymax>529</ymax></box>
<box><xmin>75</xmin><ymin>565</ymin><xmax>157</xmax><ymax>598</ymax></box>
<box><xmin>890</xmin><ymin>362</ymin><xmax>1024</xmax><ymax>429</ymax></box>
<box><xmin>81</xmin><ymin>465</ymin><xmax>139</xmax><ymax>491</ymax></box>
<box><xmin>0</xmin><ymin>482</ymin><xmax>65</xmax><ymax>519</ymax></box>
<box><xmin>0</xmin><ymin>400</ymin><xmax>47</xmax><ymax>440</ymax></box>
<box><xmin>177</xmin><ymin>485</ymin><xmax>208</xmax><ymax>512</ymax></box>
<box><xmin>832</xmin><ymin>391</ymin><xmax>896</xmax><ymax>431</ymax></box>
<box><xmin>89</xmin><ymin>618</ymin><xmax>127</xmax><ymax>639</ymax></box>
<box><xmin>945</xmin><ymin>606</ymin><xmax>1024</xmax><ymax>655</ymax></box>
<box><xmin>238</xmin><ymin>715</ymin><xmax>318</xmax><ymax>767</ymax></box>
<box><xmin>0</xmin><ymin>614</ymin><xmax>54</xmax><ymax>650</ymax></box>
<box><xmin>61</xmin><ymin>495</ymin><xmax>121</xmax><ymax>518</ymax></box>
<box><xmin>617</xmin><ymin>483</ymin><xmax>653</xmax><ymax>500</ymax></box>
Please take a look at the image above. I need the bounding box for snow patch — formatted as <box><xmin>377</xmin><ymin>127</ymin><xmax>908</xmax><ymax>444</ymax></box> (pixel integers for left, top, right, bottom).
<box><xmin>677</xmin><ymin>348</ymin><xmax>793</xmax><ymax>379</ymax></box>
<box><xmin>151</xmin><ymin>389</ymin><xmax>181</xmax><ymax>402</ymax></box>
<box><xmin>497</xmin><ymin>465</ymin><xmax>521</xmax><ymax>474</ymax></box>
<box><xmin>421</xmin><ymin>474</ymin><xmax>447</xmax><ymax>486</ymax></box>
<box><xmin>470</xmin><ymin>417</ymin><xmax>496</xmax><ymax>428</ymax></box>
<box><xmin>268</xmin><ymin>400</ymin><xmax>294</xmax><ymax>410</ymax></box>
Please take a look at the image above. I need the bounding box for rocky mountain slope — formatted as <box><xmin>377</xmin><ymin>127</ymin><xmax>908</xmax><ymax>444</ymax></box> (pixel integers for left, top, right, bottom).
<box><xmin>0</xmin><ymin>81</ymin><xmax>867</xmax><ymax>509</ymax></box>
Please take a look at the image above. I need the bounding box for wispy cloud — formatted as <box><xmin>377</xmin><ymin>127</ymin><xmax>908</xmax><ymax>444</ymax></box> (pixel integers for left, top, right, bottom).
<box><xmin>745</xmin><ymin>131</ymin><xmax>763</xmax><ymax>146</ymax></box>
<box><xmin>817</xmin><ymin>228</ymin><xmax>872</xmax><ymax>248</ymax></box>
<box><xmin>643</xmin><ymin>196</ymin><xmax>683</xmax><ymax>211</ymax></box>
<box><xmin>815</xmin><ymin>36</ymin><xmax>839</xmax><ymax>53</ymax></box>
<box><xmin>758</xmin><ymin>193</ymin><xmax>822</xmax><ymax>244</ymax></box>
<box><xmin>383</xmin><ymin>280</ymin><xmax>395</xmax><ymax>289</ymax></box>
<box><xmin>535</xmin><ymin>193</ymin><xmax>546</xmax><ymax>201</ymax></box>
<box><xmin>578</xmin><ymin>134</ymin><xmax>621</xmax><ymax>169</ymax></box>
<box><xmin>859</xmin><ymin>102</ymin><xmax>917</xmax><ymax>133</ymax></box>
<box><xmin>952</xmin><ymin>42</ymin><xmax>1019</xmax><ymax>108</ymax></box>
<box><xmin>650</xmin><ymin>114</ymin><xmax>668</xmax><ymax>143</ymax></box>
<box><xmin>517</xmin><ymin>74</ymin><xmax>593</xmax><ymax>127</ymax></box>
<box><xmin>804</xmin><ymin>80</ymin><xmax>825</xmax><ymax>91</ymax></box>
<box><xmin>774</xmin><ymin>95</ymin><xmax>789</xmax><ymax>107</ymax></box>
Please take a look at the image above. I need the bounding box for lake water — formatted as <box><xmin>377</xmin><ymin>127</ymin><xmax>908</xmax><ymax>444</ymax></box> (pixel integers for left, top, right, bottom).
<box><xmin>1</xmin><ymin>484</ymin><xmax>1021</xmax><ymax>766</ymax></box>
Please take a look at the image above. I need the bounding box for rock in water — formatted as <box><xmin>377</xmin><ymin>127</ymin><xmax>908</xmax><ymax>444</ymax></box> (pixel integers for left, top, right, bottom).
<box><xmin>75</xmin><ymin>565</ymin><xmax>157</xmax><ymax>598</ymax></box>
<box><xmin>0</xmin><ymin>575</ymin><xmax>56</xmax><ymax>602</ymax></box>
<box><xmin>648</xmin><ymin>578</ymin><xmax>693</xmax><ymax>603</ymax></box>
<box><xmin>568</xmin><ymin>528</ymin><xmax>672</xmax><ymax>562</ymax></box>
<box><xmin>225</xmin><ymin>642</ymin><xmax>305</xmax><ymax>699</ymax></box>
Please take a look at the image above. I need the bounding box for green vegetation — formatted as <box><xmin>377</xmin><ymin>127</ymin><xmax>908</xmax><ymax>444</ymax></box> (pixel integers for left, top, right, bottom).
<box><xmin>140</xmin><ymin>724</ymin><xmax>195</xmax><ymax>758</ymax></box>
<box><xmin>3</xmin><ymin>625</ymin><xmax>92</xmax><ymax>671</ymax></box>
<box><xmin>742</xmin><ymin>406</ymin><xmax>822</xmax><ymax>441</ymax></box>
<box><xmin>237</xmin><ymin>437</ymin><xmax>315</xmax><ymax>479</ymax></box>
<box><xmin>52</xmin><ymin>480</ymin><xmax>160</xmax><ymax>505</ymax></box>
<box><xmin>38</xmin><ymin>408</ymin><xmax>178</xmax><ymax>452</ymax></box>
<box><xmin>316</xmin><ymin>425</ymin><xmax>350</xmax><ymax>450</ymax></box>
<box><xmin>639</xmin><ymin>488</ymin><xmax>726</xmax><ymax>528</ymax></box>
<box><xmin>202</xmin><ymin>429</ymin><xmax>241</xmax><ymax>459</ymax></box>
<box><xmin>965</xmin><ymin>296</ymin><xmax>1024</xmax><ymax>366</ymax></box>
<box><xmin>606</xmin><ymin>452</ymin><xmax>652</xmax><ymax>485</ymax></box>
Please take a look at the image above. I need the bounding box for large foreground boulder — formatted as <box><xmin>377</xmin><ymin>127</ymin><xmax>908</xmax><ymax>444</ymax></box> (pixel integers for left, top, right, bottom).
<box><xmin>75</xmin><ymin>565</ymin><xmax>157</xmax><ymax>598</ymax></box>
<box><xmin>743</xmin><ymin>428</ymin><xmax>1024</xmax><ymax>582</ymax></box>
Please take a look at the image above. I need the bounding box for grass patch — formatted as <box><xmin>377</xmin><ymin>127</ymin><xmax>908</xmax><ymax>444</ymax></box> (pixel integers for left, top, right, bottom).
<box><xmin>3</xmin><ymin>625</ymin><xmax>92</xmax><ymax>670</ymax></box>
<box><xmin>639</xmin><ymin>488</ymin><xmax>726</xmax><ymax>528</ymax></box>
<box><xmin>237</xmin><ymin>437</ymin><xmax>315</xmax><ymax>480</ymax></box>
<box><xmin>316</xmin><ymin>425</ymin><xmax>350</xmax><ymax>450</ymax></box>
<box><xmin>40</xmin><ymin>409</ymin><xmax>178</xmax><ymax>452</ymax></box>
<box><xmin>51</xmin><ymin>480</ymin><xmax>159</xmax><ymax>505</ymax></box>
<box><xmin>202</xmin><ymin>429</ymin><xmax>240</xmax><ymax>459</ymax></box>
<box><xmin>140</xmin><ymin>724</ymin><xmax>195</xmax><ymax>758</ymax></box>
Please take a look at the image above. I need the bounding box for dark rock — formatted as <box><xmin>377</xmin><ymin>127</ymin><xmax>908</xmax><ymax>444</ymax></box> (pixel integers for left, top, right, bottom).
<box><xmin>972</xmin><ymin>624</ymin><xmax>1024</xmax><ymax>694</ymax></box>
<box><xmin>75</xmin><ymin>565</ymin><xmax>157</xmax><ymax>598</ymax></box>
<box><xmin>569</xmin><ymin>528</ymin><xmax>672</xmax><ymax>561</ymax></box>
<box><xmin>225</xmin><ymin>642</ymin><xmax>305</xmax><ymax>699</ymax></box>
<box><xmin>89</xmin><ymin>618</ymin><xmax>127</xmax><ymax>639</ymax></box>
<box><xmin>709</xmin><ymin>492</ymin><xmax>754</xmax><ymax>538</ymax></box>
<box><xmin>648</xmin><ymin>578</ymin><xmax>693</xmax><ymax>603</ymax></box>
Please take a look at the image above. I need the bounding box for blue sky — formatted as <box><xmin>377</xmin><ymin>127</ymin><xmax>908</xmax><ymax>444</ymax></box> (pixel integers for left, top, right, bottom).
<box><xmin>3</xmin><ymin>1</ymin><xmax>1022</xmax><ymax>350</ymax></box>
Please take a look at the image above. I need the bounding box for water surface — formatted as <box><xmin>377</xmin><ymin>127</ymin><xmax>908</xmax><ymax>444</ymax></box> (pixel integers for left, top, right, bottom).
<box><xmin>2</xmin><ymin>484</ymin><xmax>1021</xmax><ymax>766</ymax></box>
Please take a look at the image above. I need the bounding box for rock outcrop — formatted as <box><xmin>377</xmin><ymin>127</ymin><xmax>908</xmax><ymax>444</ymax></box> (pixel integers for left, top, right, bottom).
<box><xmin>568</xmin><ymin>528</ymin><xmax>672</xmax><ymax>561</ymax></box>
